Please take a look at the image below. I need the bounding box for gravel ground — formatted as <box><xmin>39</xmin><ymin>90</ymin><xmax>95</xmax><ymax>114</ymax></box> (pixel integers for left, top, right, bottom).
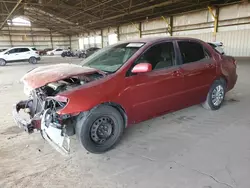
<box><xmin>0</xmin><ymin>56</ymin><xmax>250</xmax><ymax>188</ymax></box>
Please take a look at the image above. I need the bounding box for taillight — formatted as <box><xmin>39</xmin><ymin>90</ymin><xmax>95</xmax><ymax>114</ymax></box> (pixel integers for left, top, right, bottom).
<box><xmin>35</xmin><ymin>51</ymin><xmax>38</xmax><ymax>54</ymax></box>
<box><xmin>233</xmin><ymin>60</ymin><xmax>237</xmax><ymax>67</ymax></box>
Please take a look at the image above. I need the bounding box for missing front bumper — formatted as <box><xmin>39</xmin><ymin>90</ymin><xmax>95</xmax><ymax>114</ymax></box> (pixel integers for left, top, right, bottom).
<box><xmin>41</xmin><ymin>109</ymin><xmax>70</xmax><ymax>155</ymax></box>
<box><xmin>13</xmin><ymin>101</ymin><xmax>71</xmax><ymax>155</ymax></box>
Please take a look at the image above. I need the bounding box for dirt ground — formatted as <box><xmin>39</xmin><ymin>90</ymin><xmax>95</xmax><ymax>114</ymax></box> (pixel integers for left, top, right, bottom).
<box><xmin>0</xmin><ymin>56</ymin><xmax>250</xmax><ymax>188</ymax></box>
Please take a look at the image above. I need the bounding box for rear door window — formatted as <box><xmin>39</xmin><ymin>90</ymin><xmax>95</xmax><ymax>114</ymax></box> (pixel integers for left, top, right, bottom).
<box><xmin>19</xmin><ymin>48</ymin><xmax>30</xmax><ymax>53</ymax></box>
<box><xmin>178</xmin><ymin>41</ymin><xmax>206</xmax><ymax>64</ymax></box>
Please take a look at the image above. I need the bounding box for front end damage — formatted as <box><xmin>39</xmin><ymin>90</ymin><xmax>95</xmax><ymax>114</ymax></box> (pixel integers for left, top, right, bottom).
<box><xmin>12</xmin><ymin>64</ymin><xmax>105</xmax><ymax>155</ymax></box>
<box><xmin>13</xmin><ymin>84</ymin><xmax>78</xmax><ymax>155</ymax></box>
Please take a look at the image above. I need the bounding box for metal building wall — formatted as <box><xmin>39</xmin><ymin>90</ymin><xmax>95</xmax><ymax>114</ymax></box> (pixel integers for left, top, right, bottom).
<box><xmin>0</xmin><ymin>25</ymin><xmax>71</xmax><ymax>50</ymax></box>
<box><xmin>70</xmin><ymin>36</ymin><xmax>79</xmax><ymax>50</ymax></box>
<box><xmin>141</xmin><ymin>18</ymin><xmax>170</xmax><ymax>38</ymax></box>
<box><xmin>119</xmin><ymin>23</ymin><xmax>140</xmax><ymax>41</ymax></box>
<box><xmin>80</xmin><ymin>2</ymin><xmax>250</xmax><ymax>56</ymax></box>
<box><xmin>216</xmin><ymin>4</ymin><xmax>250</xmax><ymax>56</ymax></box>
<box><xmin>172</xmin><ymin>3</ymin><xmax>250</xmax><ymax>56</ymax></box>
<box><xmin>172</xmin><ymin>9</ymin><xmax>214</xmax><ymax>40</ymax></box>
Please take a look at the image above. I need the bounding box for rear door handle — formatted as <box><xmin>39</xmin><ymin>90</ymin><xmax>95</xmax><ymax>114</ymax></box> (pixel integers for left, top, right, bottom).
<box><xmin>206</xmin><ymin>64</ymin><xmax>214</xmax><ymax>68</ymax></box>
<box><xmin>172</xmin><ymin>70</ymin><xmax>182</xmax><ymax>77</ymax></box>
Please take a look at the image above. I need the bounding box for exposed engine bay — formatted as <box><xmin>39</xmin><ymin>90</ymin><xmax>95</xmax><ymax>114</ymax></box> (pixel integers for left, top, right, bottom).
<box><xmin>28</xmin><ymin>72</ymin><xmax>103</xmax><ymax>117</ymax></box>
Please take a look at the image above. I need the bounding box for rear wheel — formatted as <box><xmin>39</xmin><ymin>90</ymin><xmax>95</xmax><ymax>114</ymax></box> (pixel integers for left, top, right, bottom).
<box><xmin>0</xmin><ymin>58</ymin><xmax>6</xmax><ymax>66</ymax></box>
<box><xmin>202</xmin><ymin>79</ymin><xmax>226</xmax><ymax>110</ymax></box>
<box><xmin>76</xmin><ymin>105</ymin><xmax>124</xmax><ymax>153</ymax></box>
<box><xmin>29</xmin><ymin>57</ymin><xmax>37</xmax><ymax>64</ymax></box>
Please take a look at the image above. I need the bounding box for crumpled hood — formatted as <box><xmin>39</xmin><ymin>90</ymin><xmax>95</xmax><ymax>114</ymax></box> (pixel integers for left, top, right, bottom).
<box><xmin>21</xmin><ymin>63</ymin><xmax>102</xmax><ymax>89</ymax></box>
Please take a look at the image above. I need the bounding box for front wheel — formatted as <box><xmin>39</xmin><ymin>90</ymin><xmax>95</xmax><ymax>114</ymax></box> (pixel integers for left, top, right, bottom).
<box><xmin>202</xmin><ymin>79</ymin><xmax>226</xmax><ymax>110</ymax></box>
<box><xmin>0</xmin><ymin>58</ymin><xmax>6</xmax><ymax>66</ymax></box>
<box><xmin>76</xmin><ymin>105</ymin><xmax>124</xmax><ymax>153</ymax></box>
<box><xmin>29</xmin><ymin>57</ymin><xmax>37</xmax><ymax>64</ymax></box>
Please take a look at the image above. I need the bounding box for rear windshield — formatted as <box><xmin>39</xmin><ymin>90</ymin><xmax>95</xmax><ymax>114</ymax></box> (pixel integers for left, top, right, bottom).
<box><xmin>31</xmin><ymin>48</ymin><xmax>37</xmax><ymax>51</ymax></box>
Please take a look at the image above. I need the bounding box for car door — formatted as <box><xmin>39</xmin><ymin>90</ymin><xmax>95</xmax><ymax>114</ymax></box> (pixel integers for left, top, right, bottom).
<box><xmin>4</xmin><ymin>48</ymin><xmax>20</xmax><ymax>61</ymax></box>
<box><xmin>124</xmin><ymin>41</ymin><xmax>185</xmax><ymax>123</ymax></box>
<box><xmin>18</xmin><ymin>48</ymin><xmax>30</xmax><ymax>60</ymax></box>
<box><xmin>177</xmin><ymin>40</ymin><xmax>217</xmax><ymax>105</ymax></box>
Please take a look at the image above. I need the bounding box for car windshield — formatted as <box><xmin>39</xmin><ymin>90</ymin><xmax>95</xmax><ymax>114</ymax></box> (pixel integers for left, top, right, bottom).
<box><xmin>81</xmin><ymin>42</ymin><xmax>145</xmax><ymax>72</ymax></box>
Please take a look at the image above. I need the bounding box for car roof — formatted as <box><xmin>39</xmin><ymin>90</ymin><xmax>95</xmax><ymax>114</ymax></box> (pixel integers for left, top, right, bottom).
<box><xmin>123</xmin><ymin>37</ymin><xmax>204</xmax><ymax>44</ymax></box>
<box><xmin>8</xmin><ymin>47</ymin><xmax>35</xmax><ymax>49</ymax></box>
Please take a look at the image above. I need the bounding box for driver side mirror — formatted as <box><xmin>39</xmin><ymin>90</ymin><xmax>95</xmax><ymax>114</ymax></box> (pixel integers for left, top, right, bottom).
<box><xmin>131</xmin><ymin>63</ymin><xmax>152</xmax><ymax>73</ymax></box>
<box><xmin>5</xmin><ymin>52</ymin><xmax>9</xmax><ymax>55</ymax></box>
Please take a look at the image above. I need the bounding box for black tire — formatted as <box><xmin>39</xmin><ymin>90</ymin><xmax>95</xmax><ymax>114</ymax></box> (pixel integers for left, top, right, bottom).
<box><xmin>202</xmin><ymin>79</ymin><xmax>226</xmax><ymax>110</ymax></box>
<box><xmin>0</xmin><ymin>58</ymin><xmax>6</xmax><ymax>66</ymax></box>
<box><xmin>29</xmin><ymin>57</ymin><xmax>37</xmax><ymax>64</ymax></box>
<box><xmin>76</xmin><ymin>105</ymin><xmax>124</xmax><ymax>153</ymax></box>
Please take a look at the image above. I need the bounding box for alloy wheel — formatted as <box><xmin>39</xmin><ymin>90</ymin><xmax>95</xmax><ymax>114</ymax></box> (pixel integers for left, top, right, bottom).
<box><xmin>211</xmin><ymin>85</ymin><xmax>224</xmax><ymax>106</ymax></box>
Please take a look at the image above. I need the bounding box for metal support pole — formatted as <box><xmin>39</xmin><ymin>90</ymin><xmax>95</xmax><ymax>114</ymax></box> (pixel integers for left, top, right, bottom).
<box><xmin>161</xmin><ymin>16</ymin><xmax>172</xmax><ymax>36</ymax></box>
<box><xmin>208</xmin><ymin>6</ymin><xmax>219</xmax><ymax>36</ymax></box>
<box><xmin>131</xmin><ymin>22</ymin><xmax>141</xmax><ymax>38</ymax></box>
<box><xmin>30</xmin><ymin>26</ymin><xmax>35</xmax><ymax>46</ymax></box>
<box><xmin>139</xmin><ymin>22</ymin><xmax>142</xmax><ymax>38</ymax></box>
<box><xmin>69</xmin><ymin>35</ymin><xmax>72</xmax><ymax>49</ymax></box>
<box><xmin>50</xmin><ymin>29</ymin><xmax>54</xmax><ymax>49</ymax></box>
<box><xmin>117</xmin><ymin>26</ymin><xmax>120</xmax><ymax>41</ymax></box>
<box><xmin>88</xmin><ymin>32</ymin><xmax>90</xmax><ymax>48</ymax></box>
<box><xmin>7</xmin><ymin>24</ymin><xmax>13</xmax><ymax>47</ymax></box>
<box><xmin>169</xmin><ymin>16</ymin><xmax>173</xmax><ymax>36</ymax></box>
<box><xmin>101</xmin><ymin>29</ymin><xmax>103</xmax><ymax>48</ymax></box>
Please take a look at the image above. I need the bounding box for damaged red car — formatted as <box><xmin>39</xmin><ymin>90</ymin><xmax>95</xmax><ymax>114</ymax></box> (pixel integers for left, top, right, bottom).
<box><xmin>13</xmin><ymin>37</ymin><xmax>237</xmax><ymax>154</ymax></box>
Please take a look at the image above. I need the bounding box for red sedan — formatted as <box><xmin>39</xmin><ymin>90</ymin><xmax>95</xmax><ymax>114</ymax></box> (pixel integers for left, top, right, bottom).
<box><xmin>13</xmin><ymin>37</ymin><xmax>237</xmax><ymax>154</ymax></box>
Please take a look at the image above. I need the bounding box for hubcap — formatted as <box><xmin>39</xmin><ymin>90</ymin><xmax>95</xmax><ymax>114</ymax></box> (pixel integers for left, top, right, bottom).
<box><xmin>0</xmin><ymin>59</ymin><xmax>5</xmax><ymax>65</ymax></box>
<box><xmin>90</xmin><ymin>117</ymin><xmax>114</xmax><ymax>144</ymax></box>
<box><xmin>211</xmin><ymin>85</ymin><xmax>224</xmax><ymax>106</ymax></box>
<box><xmin>31</xmin><ymin>58</ymin><xmax>36</xmax><ymax>63</ymax></box>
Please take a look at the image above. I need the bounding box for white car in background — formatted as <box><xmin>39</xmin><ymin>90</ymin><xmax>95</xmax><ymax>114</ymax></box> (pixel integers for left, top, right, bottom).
<box><xmin>0</xmin><ymin>47</ymin><xmax>40</xmax><ymax>66</ymax></box>
<box><xmin>46</xmin><ymin>48</ymin><xmax>64</xmax><ymax>56</ymax></box>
